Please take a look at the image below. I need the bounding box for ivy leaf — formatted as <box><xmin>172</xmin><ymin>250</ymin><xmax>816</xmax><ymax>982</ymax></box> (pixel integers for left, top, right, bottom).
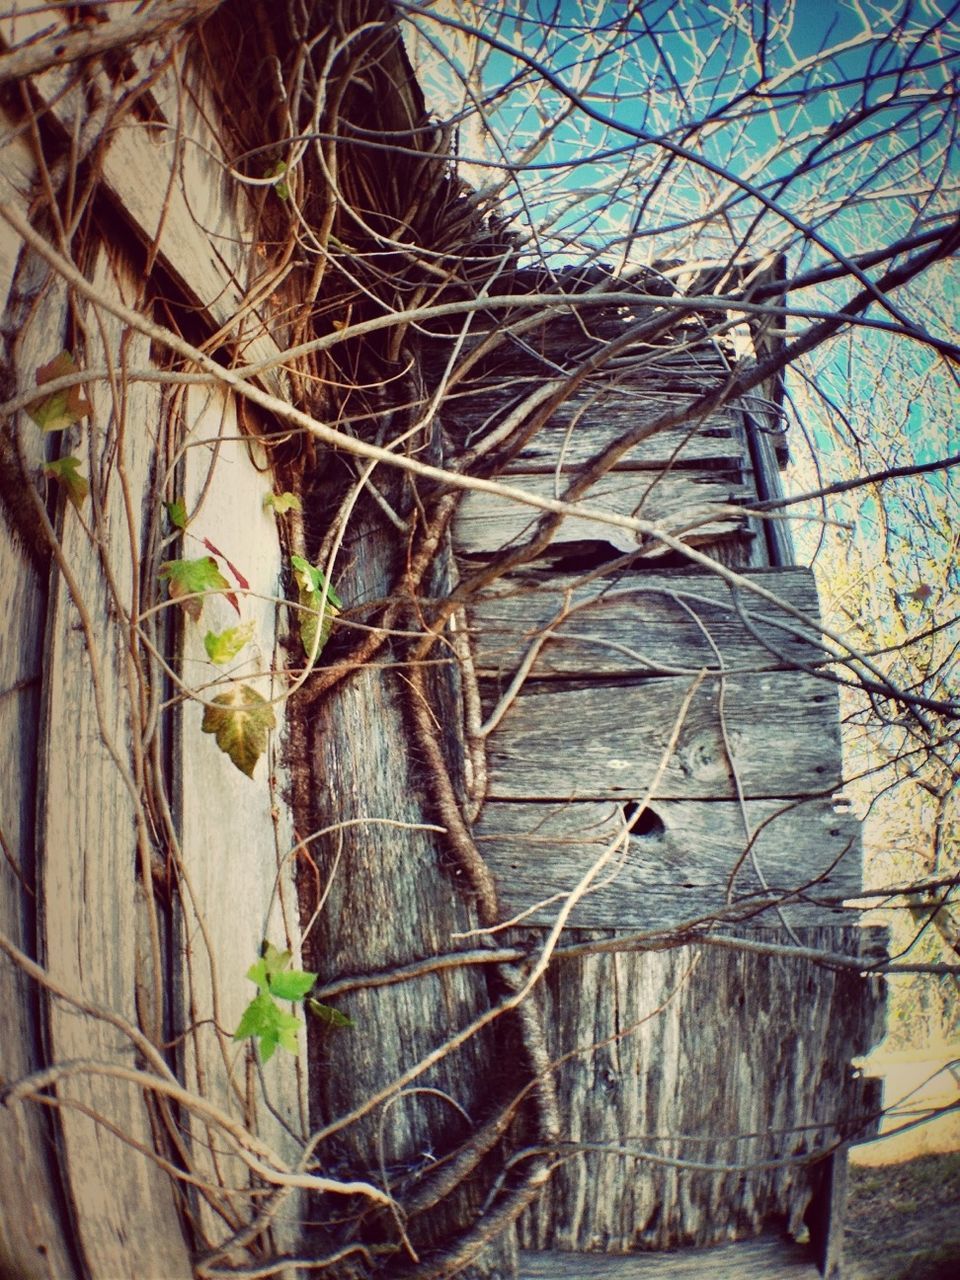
<box><xmin>270</xmin><ymin>969</ymin><xmax>317</xmax><ymax>1001</ymax></box>
<box><xmin>266</xmin><ymin>160</ymin><xmax>289</xmax><ymax>201</ymax></box>
<box><xmin>234</xmin><ymin>992</ymin><xmax>303</xmax><ymax>1062</ymax></box>
<box><xmin>160</xmin><ymin>556</ymin><xmax>231</xmax><ymax>622</ymax></box>
<box><xmin>264</xmin><ymin>490</ymin><xmax>302</xmax><ymax>516</ymax></box>
<box><xmin>201</xmin><ymin>684</ymin><xmax>276</xmax><ymax>778</ymax></box>
<box><xmin>260</xmin><ymin>941</ymin><xmax>292</xmax><ymax>977</ymax></box>
<box><xmin>27</xmin><ymin>351</ymin><xmax>91</xmax><ymax>431</ymax></box>
<box><xmin>245</xmin><ymin>957</ymin><xmax>271</xmax><ymax>994</ymax></box>
<box><xmin>165</xmin><ymin>498</ymin><xmax>188</xmax><ymax>530</ymax></box>
<box><xmin>290</xmin><ymin>554</ymin><xmax>342</xmax><ymax>660</ymax></box>
<box><xmin>307</xmin><ymin>998</ymin><xmax>354</xmax><ymax>1029</ymax></box>
<box><xmin>44</xmin><ymin>455</ymin><xmax>88</xmax><ymax>510</ymax></box>
<box><xmin>204</xmin><ymin>621</ymin><xmax>255</xmax><ymax>665</ymax></box>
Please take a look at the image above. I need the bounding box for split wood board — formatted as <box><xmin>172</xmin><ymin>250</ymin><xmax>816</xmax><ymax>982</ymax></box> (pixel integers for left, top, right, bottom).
<box><xmin>518</xmin><ymin>1238</ymin><xmax>820</xmax><ymax>1278</ymax></box>
<box><xmin>484</xmin><ymin>668</ymin><xmax>842</xmax><ymax>801</ymax></box>
<box><xmin>34</xmin><ymin>248</ymin><xmax>192</xmax><ymax>1278</ymax></box>
<box><xmin>454</xmin><ymin>469</ymin><xmax>751</xmax><ymax>557</ymax></box>
<box><xmin>469</xmin><ymin>567</ymin><xmax>823</xmax><ymax>680</ymax></box>
<box><xmin>475</xmin><ymin>796</ymin><xmax>860</xmax><ymax>929</ymax></box>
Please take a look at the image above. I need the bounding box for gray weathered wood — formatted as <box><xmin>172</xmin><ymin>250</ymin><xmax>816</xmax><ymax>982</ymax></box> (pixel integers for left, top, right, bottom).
<box><xmin>513</xmin><ymin>925</ymin><xmax>885</xmax><ymax>1253</ymax></box>
<box><xmin>34</xmin><ymin>247</ymin><xmax>192</xmax><ymax>1279</ymax></box>
<box><xmin>470</xmin><ymin>567</ymin><xmax>823</xmax><ymax>680</ymax></box>
<box><xmin>0</xmin><ymin>256</ymin><xmax>77</xmax><ymax>1278</ymax></box>
<box><xmin>444</xmin><ymin>381</ymin><xmax>745</xmax><ymax>471</ymax></box>
<box><xmin>518</xmin><ymin>1236</ymin><xmax>820</xmax><ymax>1277</ymax></box>
<box><xmin>475</xmin><ymin>796</ymin><xmax>860</xmax><ymax>929</ymax></box>
<box><xmin>455</xmin><ymin>468</ymin><xmax>751</xmax><ymax>557</ymax></box>
<box><xmin>0</xmin><ymin>105</ymin><xmax>35</xmax><ymax>314</ymax></box>
<box><xmin>484</xmin><ymin>669</ymin><xmax>842</xmax><ymax>801</ymax></box>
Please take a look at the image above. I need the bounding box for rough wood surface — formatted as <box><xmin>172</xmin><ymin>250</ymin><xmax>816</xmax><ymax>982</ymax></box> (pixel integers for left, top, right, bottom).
<box><xmin>512</xmin><ymin>925</ymin><xmax>885</xmax><ymax>1253</ymax></box>
<box><xmin>454</xmin><ymin>468</ymin><xmax>751</xmax><ymax>557</ymax></box>
<box><xmin>518</xmin><ymin>1236</ymin><xmax>820</xmax><ymax>1277</ymax></box>
<box><xmin>302</xmin><ymin>500</ymin><xmax>518</xmax><ymax>1274</ymax></box>
<box><xmin>34</xmin><ymin>247</ymin><xmax>192</xmax><ymax>1279</ymax></box>
<box><xmin>0</xmin><ymin>252</ymin><xmax>77</xmax><ymax>1278</ymax></box>
<box><xmin>475</xmin><ymin>796</ymin><xmax>860</xmax><ymax>930</ymax></box>
<box><xmin>177</xmin><ymin>386</ymin><xmax>308</xmax><ymax>1251</ymax></box>
<box><xmin>484</xmin><ymin>669</ymin><xmax>842</xmax><ymax>801</ymax></box>
<box><xmin>469</xmin><ymin>567</ymin><xmax>823</xmax><ymax>680</ymax></box>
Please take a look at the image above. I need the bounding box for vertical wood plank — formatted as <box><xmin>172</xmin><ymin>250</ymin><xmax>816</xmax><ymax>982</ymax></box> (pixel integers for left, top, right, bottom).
<box><xmin>35</xmin><ymin>246</ymin><xmax>192</xmax><ymax>1278</ymax></box>
<box><xmin>0</xmin><ymin>245</ymin><xmax>77</xmax><ymax>1279</ymax></box>
<box><xmin>176</xmin><ymin>384</ymin><xmax>307</xmax><ymax>1252</ymax></box>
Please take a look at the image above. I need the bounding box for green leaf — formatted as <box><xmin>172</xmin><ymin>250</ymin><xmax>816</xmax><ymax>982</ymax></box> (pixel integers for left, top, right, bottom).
<box><xmin>260</xmin><ymin>942</ymin><xmax>292</xmax><ymax>977</ymax></box>
<box><xmin>44</xmin><ymin>455</ymin><xmax>88</xmax><ymax>510</ymax></box>
<box><xmin>165</xmin><ymin>498</ymin><xmax>188</xmax><ymax>530</ymax></box>
<box><xmin>159</xmin><ymin>556</ymin><xmax>231</xmax><ymax>622</ymax></box>
<box><xmin>307</xmin><ymin>999</ymin><xmax>354</xmax><ymax>1028</ymax></box>
<box><xmin>233</xmin><ymin>992</ymin><xmax>303</xmax><ymax>1062</ymax></box>
<box><xmin>290</xmin><ymin>554</ymin><xmax>341</xmax><ymax>660</ymax></box>
<box><xmin>201</xmin><ymin>684</ymin><xmax>276</xmax><ymax>778</ymax></box>
<box><xmin>204</xmin><ymin>621</ymin><xmax>255</xmax><ymax>665</ymax></box>
<box><xmin>270</xmin><ymin>969</ymin><xmax>317</xmax><ymax>1001</ymax></box>
<box><xmin>27</xmin><ymin>351</ymin><xmax>91</xmax><ymax>431</ymax></box>
<box><xmin>266</xmin><ymin>161</ymin><xmax>289</xmax><ymax>201</ymax></box>
<box><xmin>263</xmin><ymin>490</ymin><xmax>302</xmax><ymax>516</ymax></box>
<box><xmin>245</xmin><ymin>957</ymin><xmax>271</xmax><ymax>994</ymax></box>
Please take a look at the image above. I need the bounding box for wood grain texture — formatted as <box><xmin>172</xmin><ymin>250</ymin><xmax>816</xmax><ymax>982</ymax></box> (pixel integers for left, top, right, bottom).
<box><xmin>177</xmin><ymin>385</ymin><xmax>308</xmax><ymax>1251</ymax></box>
<box><xmin>0</xmin><ymin>106</ymin><xmax>34</xmax><ymax>315</ymax></box>
<box><xmin>469</xmin><ymin>567</ymin><xmax>823</xmax><ymax>680</ymax></box>
<box><xmin>454</xmin><ymin>468</ymin><xmax>751</xmax><ymax>557</ymax></box>
<box><xmin>475</xmin><ymin>796</ymin><xmax>860</xmax><ymax>929</ymax></box>
<box><xmin>518</xmin><ymin>1236</ymin><xmax>820</xmax><ymax>1277</ymax></box>
<box><xmin>302</xmin><ymin>501</ymin><xmax>518</xmax><ymax>1271</ymax></box>
<box><xmin>484</xmin><ymin>669</ymin><xmax>842</xmax><ymax>801</ymax></box>
<box><xmin>0</xmin><ymin>256</ymin><xmax>77</xmax><ymax>1277</ymax></box>
<box><xmin>34</xmin><ymin>247</ymin><xmax>192</xmax><ymax>1279</ymax></box>
<box><xmin>442</xmin><ymin>379</ymin><xmax>745</xmax><ymax>472</ymax></box>
<box><xmin>512</xmin><ymin>925</ymin><xmax>885</xmax><ymax>1253</ymax></box>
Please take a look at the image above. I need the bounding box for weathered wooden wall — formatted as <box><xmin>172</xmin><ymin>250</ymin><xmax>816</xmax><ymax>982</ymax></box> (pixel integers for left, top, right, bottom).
<box><xmin>0</xmin><ymin>5</ymin><xmax>306</xmax><ymax>1274</ymax></box>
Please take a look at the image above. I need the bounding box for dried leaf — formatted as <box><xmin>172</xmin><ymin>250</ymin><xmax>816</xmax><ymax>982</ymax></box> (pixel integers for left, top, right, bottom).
<box><xmin>27</xmin><ymin>351</ymin><xmax>91</xmax><ymax>431</ymax></box>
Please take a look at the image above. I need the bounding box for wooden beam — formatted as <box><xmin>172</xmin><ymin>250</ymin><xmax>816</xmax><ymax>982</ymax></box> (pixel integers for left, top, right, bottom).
<box><xmin>518</xmin><ymin>1237</ymin><xmax>821</xmax><ymax>1277</ymax></box>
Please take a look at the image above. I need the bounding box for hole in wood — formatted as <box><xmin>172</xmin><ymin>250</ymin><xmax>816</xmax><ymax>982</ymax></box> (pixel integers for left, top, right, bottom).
<box><xmin>623</xmin><ymin>802</ymin><xmax>665</xmax><ymax>840</ymax></box>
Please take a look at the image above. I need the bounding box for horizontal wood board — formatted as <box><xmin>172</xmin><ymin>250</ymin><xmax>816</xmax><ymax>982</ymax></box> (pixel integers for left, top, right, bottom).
<box><xmin>484</xmin><ymin>669</ymin><xmax>842</xmax><ymax>801</ymax></box>
<box><xmin>454</xmin><ymin>468</ymin><xmax>751</xmax><ymax>557</ymax></box>
<box><xmin>518</xmin><ymin>1237</ymin><xmax>820</xmax><ymax>1278</ymax></box>
<box><xmin>443</xmin><ymin>379</ymin><xmax>745</xmax><ymax>470</ymax></box>
<box><xmin>512</xmin><ymin>925</ymin><xmax>885</xmax><ymax>1252</ymax></box>
<box><xmin>470</xmin><ymin>567</ymin><xmax>823</xmax><ymax>680</ymax></box>
<box><xmin>475</xmin><ymin>796</ymin><xmax>860</xmax><ymax>929</ymax></box>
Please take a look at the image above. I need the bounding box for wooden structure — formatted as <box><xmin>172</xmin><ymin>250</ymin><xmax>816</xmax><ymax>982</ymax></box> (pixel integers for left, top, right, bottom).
<box><xmin>0</xmin><ymin>4</ymin><xmax>884</xmax><ymax>1279</ymax></box>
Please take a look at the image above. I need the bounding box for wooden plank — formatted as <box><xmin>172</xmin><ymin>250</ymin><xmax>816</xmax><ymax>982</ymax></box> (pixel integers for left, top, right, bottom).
<box><xmin>518</xmin><ymin>1237</ymin><xmax>820</xmax><ymax>1277</ymax></box>
<box><xmin>35</xmin><ymin>246</ymin><xmax>192</xmax><ymax>1278</ymax></box>
<box><xmin>176</xmin><ymin>385</ymin><xmax>307</xmax><ymax>1252</ymax></box>
<box><xmin>475</xmin><ymin>796</ymin><xmax>860</xmax><ymax>929</ymax></box>
<box><xmin>0</xmin><ymin>256</ymin><xmax>77</xmax><ymax>1278</ymax></box>
<box><xmin>0</xmin><ymin>104</ymin><xmax>35</xmax><ymax>313</ymax></box>
<box><xmin>470</xmin><ymin>567</ymin><xmax>823</xmax><ymax>680</ymax></box>
<box><xmin>443</xmin><ymin>381</ymin><xmax>744</xmax><ymax>470</ymax></box>
<box><xmin>514</xmin><ymin>925</ymin><xmax>884</xmax><ymax>1253</ymax></box>
<box><xmin>484</xmin><ymin>669</ymin><xmax>842</xmax><ymax>801</ymax></box>
<box><xmin>454</xmin><ymin>469</ymin><xmax>751</xmax><ymax>557</ymax></box>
